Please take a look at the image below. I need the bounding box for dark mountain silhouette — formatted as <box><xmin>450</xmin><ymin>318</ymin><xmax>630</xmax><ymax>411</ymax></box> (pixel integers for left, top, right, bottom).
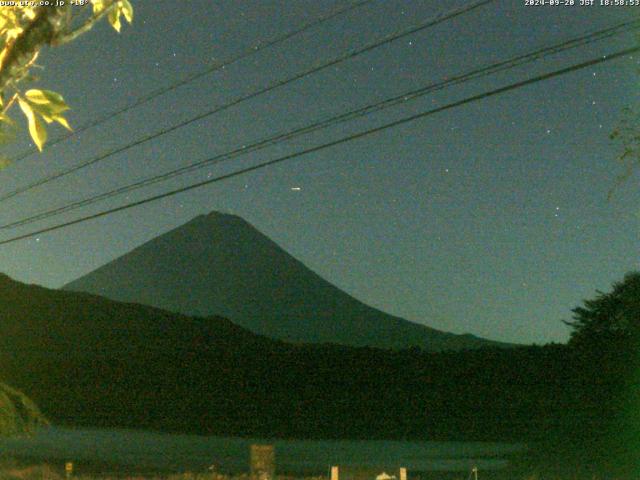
<box><xmin>63</xmin><ymin>211</ymin><xmax>508</xmax><ymax>351</ymax></box>
<box><xmin>0</xmin><ymin>271</ymin><xmax>631</xmax><ymax>478</ymax></box>
<box><xmin>0</xmin><ymin>273</ymin><xmax>576</xmax><ymax>441</ymax></box>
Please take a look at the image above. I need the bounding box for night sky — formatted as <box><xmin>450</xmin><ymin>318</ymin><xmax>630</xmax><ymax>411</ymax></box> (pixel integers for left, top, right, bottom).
<box><xmin>0</xmin><ymin>0</ymin><xmax>638</xmax><ymax>344</ymax></box>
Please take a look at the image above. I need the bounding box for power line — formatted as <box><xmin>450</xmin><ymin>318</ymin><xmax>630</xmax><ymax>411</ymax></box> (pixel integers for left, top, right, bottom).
<box><xmin>2</xmin><ymin>18</ymin><xmax>638</xmax><ymax>230</ymax></box>
<box><xmin>9</xmin><ymin>0</ymin><xmax>376</xmax><ymax>163</ymax></box>
<box><xmin>0</xmin><ymin>0</ymin><xmax>494</xmax><ymax>203</ymax></box>
<box><xmin>1</xmin><ymin>44</ymin><xmax>637</xmax><ymax>246</ymax></box>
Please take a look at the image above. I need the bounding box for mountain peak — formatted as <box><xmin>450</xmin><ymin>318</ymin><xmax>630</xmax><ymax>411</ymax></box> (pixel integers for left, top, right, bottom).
<box><xmin>185</xmin><ymin>211</ymin><xmax>251</xmax><ymax>229</ymax></box>
<box><xmin>64</xmin><ymin>213</ymin><xmax>509</xmax><ymax>351</ymax></box>
<box><xmin>205</xmin><ymin>210</ymin><xmax>240</xmax><ymax>220</ymax></box>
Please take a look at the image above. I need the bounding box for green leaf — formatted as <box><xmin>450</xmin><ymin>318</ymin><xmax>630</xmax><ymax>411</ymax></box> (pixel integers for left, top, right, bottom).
<box><xmin>53</xmin><ymin>115</ymin><xmax>72</xmax><ymax>131</ymax></box>
<box><xmin>25</xmin><ymin>89</ymin><xmax>62</xmax><ymax>105</ymax></box>
<box><xmin>25</xmin><ymin>89</ymin><xmax>69</xmax><ymax>114</ymax></box>
<box><xmin>39</xmin><ymin>113</ymin><xmax>54</xmax><ymax>124</ymax></box>
<box><xmin>0</xmin><ymin>156</ymin><xmax>11</xmax><ymax>170</ymax></box>
<box><xmin>120</xmin><ymin>0</ymin><xmax>133</xmax><ymax>23</ymax></box>
<box><xmin>29</xmin><ymin>102</ymin><xmax>66</xmax><ymax>119</ymax></box>
<box><xmin>18</xmin><ymin>98</ymin><xmax>47</xmax><ymax>151</ymax></box>
<box><xmin>92</xmin><ymin>0</ymin><xmax>106</xmax><ymax>15</ymax></box>
<box><xmin>24</xmin><ymin>90</ymin><xmax>50</xmax><ymax>104</ymax></box>
<box><xmin>108</xmin><ymin>6</ymin><xmax>121</xmax><ymax>32</ymax></box>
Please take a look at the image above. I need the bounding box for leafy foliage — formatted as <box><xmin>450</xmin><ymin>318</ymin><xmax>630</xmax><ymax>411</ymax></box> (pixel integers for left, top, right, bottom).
<box><xmin>0</xmin><ymin>1</ymin><xmax>133</xmax><ymax>156</ymax></box>
<box><xmin>0</xmin><ymin>382</ymin><xmax>48</xmax><ymax>435</ymax></box>
<box><xmin>609</xmin><ymin>108</ymin><xmax>640</xmax><ymax>198</ymax></box>
<box><xmin>561</xmin><ymin>272</ymin><xmax>640</xmax><ymax>478</ymax></box>
<box><xmin>566</xmin><ymin>271</ymin><xmax>640</xmax><ymax>350</ymax></box>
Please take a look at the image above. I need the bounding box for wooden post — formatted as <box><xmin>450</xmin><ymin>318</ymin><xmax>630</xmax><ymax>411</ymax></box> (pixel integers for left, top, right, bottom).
<box><xmin>64</xmin><ymin>461</ymin><xmax>73</xmax><ymax>479</ymax></box>
<box><xmin>250</xmin><ymin>444</ymin><xmax>275</xmax><ymax>480</ymax></box>
<box><xmin>331</xmin><ymin>466</ymin><xmax>339</xmax><ymax>480</ymax></box>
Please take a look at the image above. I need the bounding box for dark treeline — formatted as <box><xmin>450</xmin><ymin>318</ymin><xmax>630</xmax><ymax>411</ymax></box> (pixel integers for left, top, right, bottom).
<box><xmin>0</xmin><ymin>272</ymin><xmax>637</xmax><ymax>477</ymax></box>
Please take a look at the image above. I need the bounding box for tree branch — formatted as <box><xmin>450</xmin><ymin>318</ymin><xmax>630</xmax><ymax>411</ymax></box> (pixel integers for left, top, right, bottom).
<box><xmin>51</xmin><ymin>2</ymin><xmax>118</xmax><ymax>46</ymax></box>
<box><xmin>0</xmin><ymin>7</ymin><xmax>66</xmax><ymax>95</ymax></box>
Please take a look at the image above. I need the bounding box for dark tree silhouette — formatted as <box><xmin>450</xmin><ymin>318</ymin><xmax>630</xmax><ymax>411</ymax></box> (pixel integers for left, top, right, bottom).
<box><xmin>563</xmin><ymin>272</ymin><xmax>640</xmax><ymax>478</ymax></box>
<box><xmin>567</xmin><ymin>271</ymin><xmax>640</xmax><ymax>350</ymax></box>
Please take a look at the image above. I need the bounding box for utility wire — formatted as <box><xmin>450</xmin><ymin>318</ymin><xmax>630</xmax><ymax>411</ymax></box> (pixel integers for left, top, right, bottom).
<box><xmin>9</xmin><ymin>0</ymin><xmax>376</xmax><ymax>163</ymax></box>
<box><xmin>0</xmin><ymin>44</ymin><xmax>637</xmax><ymax>246</ymax></box>
<box><xmin>0</xmin><ymin>0</ymin><xmax>494</xmax><ymax>203</ymax></box>
<box><xmin>2</xmin><ymin>18</ymin><xmax>638</xmax><ymax>230</ymax></box>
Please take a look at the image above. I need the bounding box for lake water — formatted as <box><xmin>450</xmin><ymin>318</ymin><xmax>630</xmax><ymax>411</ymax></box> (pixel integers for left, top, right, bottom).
<box><xmin>0</xmin><ymin>428</ymin><xmax>525</xmax><ymax>476</ymax></box>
